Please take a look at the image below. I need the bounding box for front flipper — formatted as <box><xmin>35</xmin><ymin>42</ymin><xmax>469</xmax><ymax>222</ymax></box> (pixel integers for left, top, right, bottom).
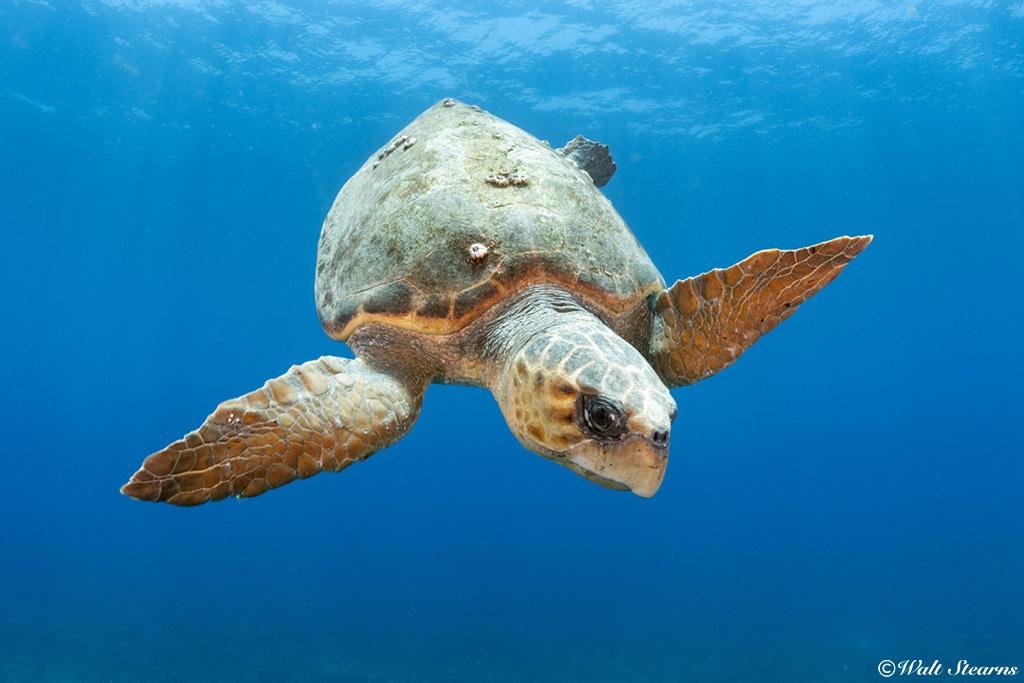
<box><xmin>121</xmin><ymin>357</ymin><xmax>425</xmax><ymax>506</ymax></box>
<box><xmin>649</xmin><ymin>235</ymin><xmax>872</xmax><ymax>387</ymax></box>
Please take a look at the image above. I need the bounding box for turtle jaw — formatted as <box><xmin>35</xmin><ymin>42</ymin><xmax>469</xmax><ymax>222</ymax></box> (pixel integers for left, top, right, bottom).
<box><xmin>565</xmin><ymin>435</ymin><xmax>669</xmax><ymax>498</ymax></box>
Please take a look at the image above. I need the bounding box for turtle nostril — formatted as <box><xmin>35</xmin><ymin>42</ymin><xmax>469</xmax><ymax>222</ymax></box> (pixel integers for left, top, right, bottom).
<box><xmin>651</xmin><ymin>429</ymin><xmax>669</xmax><ymax>447</ymax></box>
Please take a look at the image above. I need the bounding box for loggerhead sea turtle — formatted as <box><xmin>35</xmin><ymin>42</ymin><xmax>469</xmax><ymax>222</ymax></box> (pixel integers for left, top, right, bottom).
<box><xmin>122</xmin><ymin>98</ymin><xmax>871</xmax><ymax>506</ymax></box>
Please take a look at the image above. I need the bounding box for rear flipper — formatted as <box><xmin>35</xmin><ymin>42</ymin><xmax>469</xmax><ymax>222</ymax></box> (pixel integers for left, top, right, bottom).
<box><xmin>557</xmin><ymin>135</ymin><xmax>617</xmax><ymax>187</ymax></box>
<box><xmin>648</xmin><ymin>235</ymin><xmax>872</xmax><ymax>387</ymax></box>
<box><xmin>121</xmin><ymin>357</ymin><xmax>424</xmax><ymax>506</ymax></box>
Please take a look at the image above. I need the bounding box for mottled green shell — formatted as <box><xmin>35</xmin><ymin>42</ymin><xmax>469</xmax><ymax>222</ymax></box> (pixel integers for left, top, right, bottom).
<box><xmin>315</xmin><ymin>99</ymin><xmax>664</xmax><ymax>340</ymax></box>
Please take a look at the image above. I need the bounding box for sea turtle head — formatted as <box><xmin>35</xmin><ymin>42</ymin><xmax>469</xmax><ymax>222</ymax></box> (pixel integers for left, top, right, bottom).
<box><xmin>495</xmin><ymin>317</ymin><xmax>676</xmax><ymax>497</ymax></box>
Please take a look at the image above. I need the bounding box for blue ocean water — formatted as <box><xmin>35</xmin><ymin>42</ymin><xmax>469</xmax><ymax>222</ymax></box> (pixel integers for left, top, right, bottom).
<box><xmin>2</xmin><ymin>1</ymin><xmax>1023</xmax><ymax>681</ymax></box>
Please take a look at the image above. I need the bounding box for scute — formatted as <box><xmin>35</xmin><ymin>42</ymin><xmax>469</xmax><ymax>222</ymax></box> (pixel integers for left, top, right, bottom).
<box><xmin>315</xmin><ymin>99</ymin><xmax>664</xmax><ymax>340</ymax></box>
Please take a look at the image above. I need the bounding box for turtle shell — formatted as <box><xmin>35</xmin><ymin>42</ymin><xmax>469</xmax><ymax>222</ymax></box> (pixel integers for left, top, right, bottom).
<box><xmin>315</xmin><ymin>99</ymin><xmax>664</xmax><ymax>340</ymax></box>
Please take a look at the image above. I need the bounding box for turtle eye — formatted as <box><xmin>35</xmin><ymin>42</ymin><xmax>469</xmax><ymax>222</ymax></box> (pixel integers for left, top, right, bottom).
<box><xmin>579</xmin><ymin>395</ymin><xmax>626</xmax><ymax>440</ymax></box>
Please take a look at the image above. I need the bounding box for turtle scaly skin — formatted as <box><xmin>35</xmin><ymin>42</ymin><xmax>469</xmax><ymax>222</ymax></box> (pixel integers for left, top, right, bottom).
<box><xmin>122</xmin><ymin>100</ymin><xmax>870</xmax><ymax>505</ymax></box>
<box><xmin>122</xmin><ymin>358</ymin><xmax>426</xmax><ymax>505</ymax></box>
<box><xmin>649</xmin><ymin>235</ymin><xmax>872</xmax><ymax>387</ymax></box>
<box><xmin>486</xmin><ymin>287</ymin><xmax>675</xmax><ymax>496</ymax></box>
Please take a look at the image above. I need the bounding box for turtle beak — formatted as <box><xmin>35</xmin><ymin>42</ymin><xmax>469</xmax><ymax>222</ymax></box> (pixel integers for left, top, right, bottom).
<box><xmin>564</xmin><ymin>434</ymin><xmax>669</xmax><ymax>498</ymax></box>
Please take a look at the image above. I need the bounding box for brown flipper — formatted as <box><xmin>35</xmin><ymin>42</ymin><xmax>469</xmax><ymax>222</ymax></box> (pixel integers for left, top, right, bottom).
<box><xmin>649</xmin><ymin>235</ymin><xmax>872</xmax><ymax>387</ymax></box>
<box><xmin>121</xmin><ymin>357</ymin><xmax>424</xmax><ymax>506</ymax></box>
